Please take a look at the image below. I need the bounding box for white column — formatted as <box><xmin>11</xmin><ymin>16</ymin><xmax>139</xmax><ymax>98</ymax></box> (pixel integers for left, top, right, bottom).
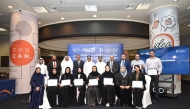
<box><xmin>9</xmin><ymin>11</ymin><xmax>38</xmax><ymax>94</ymax></box>
<box><xmin>149</xmin><ymin>6</ymin><xmax>181</xmax><ymax>94</ymax></box>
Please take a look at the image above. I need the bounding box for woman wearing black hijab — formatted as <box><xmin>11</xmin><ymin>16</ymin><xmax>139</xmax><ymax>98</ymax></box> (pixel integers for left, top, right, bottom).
<box><xmin>132</xmin><ymin>65</ymin><xmax>146</xmax><ymax>109</ymax></box>
<box><xmin>46</xmin><ymin>68</ymin><xmax>59</xmax><ymax>107</ymax></box>
<box><xmin>100</xmin><ymin>66</ymin><xmax>115</xmax><ymax>107</ymax></box>
<box><xmin>73</xmin><ymin>67</ymin><xmax>87</xmax><ymax>106</ymax></box>
<box><xmin>58</xmin><ymin>67</ymin><xmax>74</xmax><ymax>108</ymax></box>
<box><xmin>29</xmin><ymin>67</ymin><xmax>44</xmax><ymax>109</ymax></box>
<box><xmin>86</xmin><ymin>65</ymin><xmax>101</xmax><ymax>106</ymax></box>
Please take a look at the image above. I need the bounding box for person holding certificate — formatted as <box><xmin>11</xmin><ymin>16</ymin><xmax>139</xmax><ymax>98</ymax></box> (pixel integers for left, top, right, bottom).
<box><xmin>145</xmin><ymin>50</ymin><xmax>162</xmax><ymax>101</ymax></box>
<box><xmin>46</xmin><ymin>68</ymin><xmax>59</xmax><ymax>107</ymax></box>
<box><xmin>58</xmin><ymin>67</ymin><xmax>74</xmax><ymax>108</ymax></box>
<box><xmin>100</xmin><ymin>66</ymin><xmax>115</xmax><ymax>107</ymax></box>
<box><xmin>131</xmin><ymin>65</ymin><xmax>146</xmax><ymax>109</ymax></box>
<box><xmin>29</xmin><ymin>67</ymin><xmax>44</xmax><ymax>109</ymax></box>
<box><xmin>86</xmin><ymin>65</ymin><xmax>101</xmax><ymax>106</ymax></box>
<box><xmin>73</xmin><ymin>67</ymin><xmax>87</xmax><ymax>106</ymax></box>
<box><xmin>115</xmin><ymin>66</ymin><xmax>132</xmax><ymax>107</ymax></box>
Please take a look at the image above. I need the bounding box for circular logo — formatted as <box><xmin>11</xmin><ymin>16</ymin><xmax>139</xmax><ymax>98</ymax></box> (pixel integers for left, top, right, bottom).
<box><xmin>10</xmin><ymin>40</ymin><xmax>34</xmax><ymax>66</ymax></box>
<box><xmin>15</xmin><ymin>21</ymin><xmax>32</xmax><ymax>36</ymax></box>
<box><xmin>152</xmin><ymin>33</ymin><xmax>174</xmax><ymax>48</ymax></box>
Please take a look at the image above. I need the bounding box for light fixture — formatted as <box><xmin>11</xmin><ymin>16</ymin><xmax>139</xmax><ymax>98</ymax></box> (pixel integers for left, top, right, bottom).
<box><xmin>173</xmin><ymin>0</ymin><xmax>179</xmax><ymax>2</ymax></box>
<box><xmin>0</xmin><ymin>14</ymin><xmax>2</xmax><ymax>15</ymax></box>
<box><xmin>187</xmin><ymin>6</ymin><xmax>190</xmax><ymax>9</ymax></box>
<box><xmin>8</xmin><ymin>6</ymin><xmax>13</xmax><ymax>9</ymax></box>
<box><xmin>0</xmin><ymin>28</ymin><xmax>7</xmax><ymax>31</ymax></box>
<box><xmin>127</xmin><ymin>15</ymin><xmax>131</xmax><ymax>18</ymax></box>
<box><xmin>38</xmin><ymin>22</ymin><xmax>41</xmax><ymax>24</ymax></box>
<box><xmin>93</xmin><ymin>15</ymin><xmax>97</xmax><ymax>18</ymax></box>
<box><xmin>32</xmin><ymin>7</ymin><xmax>48</xmax><ymax>13</ymax></box>
<box><xmin>136</xmin><ymin>3</ymin><xmax>152</xmax><ymax>10</ymax></box>
<box><xmin>187</xmin><ymin>24</ymin><xmax>190</xmax><ymax>26</ymax></box>
<box><xmin>61</xmin><ymin>17</ymin><xmax>64</xmax><ymax>20</ymax></box>
<box><xmin>85</xmin><ymin>5</ymin><xmax>97</xmax><ymax>11</ymax></box>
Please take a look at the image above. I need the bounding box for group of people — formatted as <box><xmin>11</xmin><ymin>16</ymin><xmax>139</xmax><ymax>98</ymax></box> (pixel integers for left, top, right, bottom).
<box><xmin>29</xmin><ymin>50</ymin><xmax>162</xmax><ymax>109</ymax></box>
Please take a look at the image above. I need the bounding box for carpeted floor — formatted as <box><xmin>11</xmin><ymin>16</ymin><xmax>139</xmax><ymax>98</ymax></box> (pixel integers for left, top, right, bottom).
<box><xmin>0</xmin><ymin>80</ymin><xmax>190</xmax><ymax>109</ymax></box>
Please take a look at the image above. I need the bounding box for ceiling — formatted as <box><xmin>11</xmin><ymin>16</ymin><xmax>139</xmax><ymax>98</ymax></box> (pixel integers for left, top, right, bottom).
<box><xmin>0</xmin><ymin>0</ymin><xmax>190</xmax><ymax>51</ymax></box>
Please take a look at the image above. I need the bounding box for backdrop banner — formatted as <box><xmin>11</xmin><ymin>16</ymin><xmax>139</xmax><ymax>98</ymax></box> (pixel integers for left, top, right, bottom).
<box><xmin>138</xmin><ymin>46</ymin><xmax>189</xmax><ymax>94</ymax></box>
<box><xmin>68</xmin><ymin>44</ymin><xmax>123</xmax><ymax>63</ymax></box>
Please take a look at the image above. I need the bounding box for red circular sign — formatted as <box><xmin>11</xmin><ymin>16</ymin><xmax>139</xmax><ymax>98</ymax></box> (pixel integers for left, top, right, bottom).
<box><xmin>10</xmin><ymin>40</ymin><xmax>34</xmax><ymax>66</ymax></box>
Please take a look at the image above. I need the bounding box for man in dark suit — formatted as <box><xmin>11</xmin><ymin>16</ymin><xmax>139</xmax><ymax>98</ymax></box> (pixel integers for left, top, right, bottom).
<box><xmin>106</xmin><ymin>55</ymin><xmax>118</xmax><ymax>74</ymax></box>
<box><xmin>118</xmin><ymin>54</ymin><xmax>131</xmax><ymax>74</ymax></box>
<box><xmin>73</xmin><ymin>54</ymin><xmax>84</xmax><ymax>74</ymax></box>
<box><xmin>47</xmin><ymin>56</ymin><xmax>62</xmax><ymax>76</ymax></box>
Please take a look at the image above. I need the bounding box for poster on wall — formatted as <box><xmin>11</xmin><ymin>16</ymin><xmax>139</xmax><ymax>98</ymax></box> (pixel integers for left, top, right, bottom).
<box><xmin>68</xmin><ymin>43</ymin><xmax>123</xmax><ymax>63</ymax></box>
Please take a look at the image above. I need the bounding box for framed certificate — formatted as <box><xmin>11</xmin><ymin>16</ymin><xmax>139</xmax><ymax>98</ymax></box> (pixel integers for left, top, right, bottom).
<box><xmin>147</xmin><ymin>69</ymin><xmax>157</xmax><ymax>75</ymax></box>
<box><xmin>133</xmin><ymin>65</ymin><xmax>142</xmax><ymax>71</ymax></box>
<box><xmin>132</xmin><ymin>81</ymin><xmax>143</xmax><ymax>88</ymax></box>
<box><xmin>103</xmin><ymin>78</ymin><xmax>113</xmax><ymax>85</ymax></box>
<box><xmin>74</xmin><ymin>79</ymin><xmax>83</xmax><ymax>86</ymax></box>
<box><xmin>48</xmin><ymin>79</ymin><xmax>57</xmax><ymax>86</ymax></box>
<box><xmin>89</xmin><ymin>79</ymin><xmax>98</xmax><ymax>86</ymax></box>
<box><xmin>61</xmin><ymin>79</ymin><xmax>70</xmax><ymax>86</ymax></box>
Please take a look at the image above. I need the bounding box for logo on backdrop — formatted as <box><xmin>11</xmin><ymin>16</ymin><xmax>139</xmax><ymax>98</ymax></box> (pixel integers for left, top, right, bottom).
<box><xmin>68</xmin><ymin>44</ymin><xmax>123</xmax><ymax>63</ymax></box>
<box><xmin>10</xmin><ymin>40</ymin><xmax>34</xmax><ymax>66</ymax></box>
<box><xmin>176</xmin><ymin>49</ymin><xmax>185</xmax><ymax>53</ymax></box>
<box><xmin>152</xmin><ymin>33</ymin><xmax>174</xmax><ymax>48</ymax></box>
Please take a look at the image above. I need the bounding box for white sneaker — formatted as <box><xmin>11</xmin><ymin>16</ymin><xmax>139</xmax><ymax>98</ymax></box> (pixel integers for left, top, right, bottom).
<box><xmin>106</xmin><ymin>103</ymin><xmax>110</xmax><ymax>107</ymax></box>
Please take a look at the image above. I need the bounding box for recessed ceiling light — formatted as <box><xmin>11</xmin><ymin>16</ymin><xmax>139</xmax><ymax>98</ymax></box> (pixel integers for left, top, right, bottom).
<box><xmin>61</xmin><ymin>17</ymin><xmax>64</xmax><ymax>20</ymax></box>
<box><xmin>187</xmin><ymin>6</ymin><xmax>190</xmax><ymax>9</ymax></box>
<box><xmin>93</xmin><ymin>15</ymin><xmax>97</xmax><ymax>17</ymax></box>
<box><xmin>8</xmin><ymin>6</ymin><xmax>13</xmax><ymax>9</ymax></box>
<box><xmin>38</xmin><ymin>22</ymin><xmax>41</xmax><ymax>24</ymax></box>
<box><xmin>173</xmin><ymin>0</ymin><xmax>179</xmax><ymax>2</ymax></box>
<box><xmin>32</xmin><ymin>7</ymin><xmax>48</xmax><ymax>13</ymax></box>
<box><xmin>127</xmin><ymin>15</ymin><xmax>131</xmax><ymax>18</ymax></box>
<box><xmin>85</xmin><ymin>5</ymin><xmax>97</xmax><ymax>11</ymax></box>
<box><xmin>0</xmin><ymin>28</ymin><xmax>7</xmax><ymax>31</ymax></box>
<box><xmin>187</xmin><ymin>24</ymin><xmax>190</xmax><ymax>26</ymax></box>
<box><xmin>0</xmin><ymin>14</ymin><xmax>2</xmax><ymax>15</ymax></box>
<box><xmin>136</xmin><ymin>3</ymin><xmax>152</xmax><ymax>10</ymax></box>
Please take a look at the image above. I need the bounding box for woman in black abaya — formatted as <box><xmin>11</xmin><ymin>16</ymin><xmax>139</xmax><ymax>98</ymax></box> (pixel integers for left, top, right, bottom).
<box><xmin>73</xmin><ymin>67</ymin><xmax>87</xmax><ymax>106</ymax></box>
<box><xmin>58</xmin><ymin>67</ymin><xmax>74</xmax><ymax>108</ymax></box>
<box><xmin>86</xmin><ymin>65</ymin><xmax>101</xmax><ymax>106</ymax></box>
<box><xmin>100</xmin><ymin>66</ymin><xmax>115</xmax><ymax>107</ymax></box>
<box><xmin>46</xmin><ymin>68</ymin><xmax>59</xmax><ymax>107</ymax></box>
<box><xmin>29</xmin><ymin>67</ymin><xmax>44</xmax><ymax>109</ymax></box>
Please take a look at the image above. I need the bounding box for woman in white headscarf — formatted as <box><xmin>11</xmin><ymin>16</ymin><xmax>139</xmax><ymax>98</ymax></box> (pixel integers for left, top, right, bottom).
<box><xmin>61</xmin><ymin>55</ymin><xmax>73</xmax><ymax>74</ymax></box>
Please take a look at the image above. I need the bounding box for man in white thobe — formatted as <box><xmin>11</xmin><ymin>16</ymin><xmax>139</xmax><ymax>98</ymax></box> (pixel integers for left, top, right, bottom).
<box><xmin>61</xmin><ymin>55</ymin><xmax>73</xmax><ymax>74</ymax></box>
<box><xmin>83</xmin><ymin>55</ymin><xmax>95</xmax><ymax>77</ymax></box>
<box><xmin>96</xmin><ymin>56</ymin><xmax>106</xmax><ymax>74</ymax></box>
<box><xmin>34</xmin><ymin>58</ymin><xmax>49</xmax><ymax>83</ymax></box>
